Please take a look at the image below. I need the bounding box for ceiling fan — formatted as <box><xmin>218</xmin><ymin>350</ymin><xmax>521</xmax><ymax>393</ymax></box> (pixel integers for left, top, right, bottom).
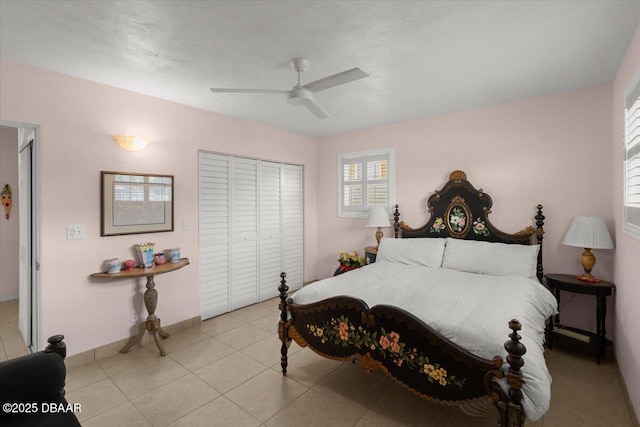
<box><xmin>210</xmin><ymin>58</ymin><xmax>369</xmax><ymax>119</ymax></box>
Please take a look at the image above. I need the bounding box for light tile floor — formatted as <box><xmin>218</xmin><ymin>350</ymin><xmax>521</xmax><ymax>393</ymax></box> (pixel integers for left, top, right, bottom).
<box><xmin>0</xmin><ymin>298</ymin><xmax>636</xmax><ymax>426</ymax></box>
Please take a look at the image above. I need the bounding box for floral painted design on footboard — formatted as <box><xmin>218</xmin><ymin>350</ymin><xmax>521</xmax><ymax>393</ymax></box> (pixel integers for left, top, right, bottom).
<box><xmin>306</xmin><ymin>315</ymin><xmax>466</xmax><ymax>389</ymax></box>
<box><xmin>283</xmin><ymin>296</ymin><xmax>504</xmax><ymax>404</ymax></box>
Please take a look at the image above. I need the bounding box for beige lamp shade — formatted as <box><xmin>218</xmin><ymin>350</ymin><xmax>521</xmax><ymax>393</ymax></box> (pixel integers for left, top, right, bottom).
<box><xmin>563</xmin><ymin>216</ymin><xmax>614</xmax><ymax>250</ymax></box>
<box><xmin>563</xmin><ymin>216</ymin><xmax>614</xmax><ymax>282</ymax></box>
<box><xmin>366</xmin><ymin>206</ymin><xmax>390</xmax><ymax>246</ymax></box>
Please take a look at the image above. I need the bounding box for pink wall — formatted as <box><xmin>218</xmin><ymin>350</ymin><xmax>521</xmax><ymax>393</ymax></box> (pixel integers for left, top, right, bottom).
<box><xmin>612</xmin><ymin>24</ymin><xmax>640</xmax><ymax>418</ymax></box>
<box><xmin>317</xmin><ymin>85</ymin><xmax>614</xmax><ymax>333</ymax></box>
<box><xmin>0</xmin><ymin>126</ymin><xmax>19</xmax><ymax>300</ymax></box>
<box><xmin>0</xmin><ymin>60</ymin><xmax>317</xmax><ymax>355</ymax></box>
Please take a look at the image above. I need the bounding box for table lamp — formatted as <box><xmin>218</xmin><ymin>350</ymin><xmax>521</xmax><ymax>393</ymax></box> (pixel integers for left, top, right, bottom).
<box><xmin>366</xmin><ymin>206</ymin><xmax>391</xmax><ymax>247</ymax></box>
<box><xmin>562</xmin><ymin>216</ymin><xmax>614</xmax><ymax>282</ymax></box>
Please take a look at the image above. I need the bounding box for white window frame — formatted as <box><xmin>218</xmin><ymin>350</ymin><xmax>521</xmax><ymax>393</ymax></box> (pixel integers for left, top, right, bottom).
<box><xmin>624</xmin><ymin>68</ymin><xmax>640</xmax><ymax>240</ymax></box>
<box><xmin>338</xmin><ymin>148</ymin><xmax>395</xmax><ymax>218</ymax></box>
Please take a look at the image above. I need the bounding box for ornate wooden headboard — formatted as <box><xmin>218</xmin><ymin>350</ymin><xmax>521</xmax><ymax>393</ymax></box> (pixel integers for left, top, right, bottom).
<box><xmin>393</xmin><ymin>170</ymin><xmax>545</xmax><ymax>281</ymax></box>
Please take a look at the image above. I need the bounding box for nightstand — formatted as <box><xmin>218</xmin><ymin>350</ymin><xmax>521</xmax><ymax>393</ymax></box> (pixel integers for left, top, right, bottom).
<box><xmin>545</xmin><ymin>273</ymin><xmax>614</xmax><ymax>364</ymax></box>
<box><xmin>365</xmin><ymin>246</ymin><xmax>377</xmax><ymax>265</ymax></box>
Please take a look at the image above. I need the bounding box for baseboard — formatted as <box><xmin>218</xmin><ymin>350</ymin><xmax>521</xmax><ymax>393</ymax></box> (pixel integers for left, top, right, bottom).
<box><xmin>0</xmin><ymin>294</ymin><xmax>19</xmax><ymax>302</ymax></box>
<box><xmin>616</xmin><ymin>352</ymin><xmax>640</xmax><ymax>427</ymax></box>
<box><xmin>65</xmin><ymin>316</ymin><xmax>200</xmax><ymax>371</ymax></box>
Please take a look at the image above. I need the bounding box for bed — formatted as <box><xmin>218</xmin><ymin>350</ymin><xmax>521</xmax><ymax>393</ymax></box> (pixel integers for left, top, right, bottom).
<box><xmin>277</xmin><ymin>170</ymin><xmax>556</xmax><ymax>426</ymax></box>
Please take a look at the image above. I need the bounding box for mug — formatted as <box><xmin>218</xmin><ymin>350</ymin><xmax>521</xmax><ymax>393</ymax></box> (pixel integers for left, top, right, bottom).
<box><xmin>165</xmin><ymin>248</ymin><xmax>181</xmax><ymax>263</ymax></box>
<box><xmin>106</xmin><ymin>258</ymin><xmax>121</xmax><ymax>274</ymax></box>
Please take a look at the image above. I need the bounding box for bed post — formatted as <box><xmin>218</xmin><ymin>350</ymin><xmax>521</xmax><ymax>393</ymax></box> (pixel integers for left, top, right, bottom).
<box><xmin>278</xmin><ymin>272</ymin><xmax>291</xmax><ymax>375</ymax></box>
<box><xmin>501</xmin><ymin>319</ymin><xmax>526</xmax><ymax>427</ymax></box>
<box><xmin>393</xmin><ymin>204</ymin><xmax>400</xmax><ymax>238</ymax></box>
<box><xmin>535</xmin><ymin>205</ymin><xmax>545</xmax><ymax>283</ymax></box>
<box><xmin>45</xmin><ymin>335</ymin><xmax>67</xmax><ymax>358</ymax></box>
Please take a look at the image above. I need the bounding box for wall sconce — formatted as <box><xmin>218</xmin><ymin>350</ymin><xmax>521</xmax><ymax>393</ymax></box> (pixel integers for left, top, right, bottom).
<box><xmin>112</xmin><ymin>135</ymin><xmax>150</xmax><ymax>152</ymax></box>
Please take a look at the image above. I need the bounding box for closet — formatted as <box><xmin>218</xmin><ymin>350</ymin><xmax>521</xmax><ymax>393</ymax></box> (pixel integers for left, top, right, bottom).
<box><xmin>199</xmin><ymin>151</ymin><xmax>303</xmax><ymax>319</ymax></box>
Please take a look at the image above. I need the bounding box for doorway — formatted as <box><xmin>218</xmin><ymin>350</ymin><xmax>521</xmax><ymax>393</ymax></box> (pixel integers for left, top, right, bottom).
<box><xmin>0</xmin><ymin>120</ymin><xmax>40</xmax><ymax>353</ymax></box>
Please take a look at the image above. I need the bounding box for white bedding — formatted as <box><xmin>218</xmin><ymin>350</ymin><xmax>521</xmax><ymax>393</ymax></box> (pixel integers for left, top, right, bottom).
<box><xmin>290</xmin><ymin>262</ymin><xmax>558</xmax><ymax>421</ymax></box>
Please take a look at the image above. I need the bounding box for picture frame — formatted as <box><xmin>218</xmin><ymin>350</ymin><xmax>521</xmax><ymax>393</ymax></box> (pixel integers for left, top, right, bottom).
<box><xmin>101</xmin><ymin>171</ymin><xmax>174</xmax><ymax>236</ymax></box>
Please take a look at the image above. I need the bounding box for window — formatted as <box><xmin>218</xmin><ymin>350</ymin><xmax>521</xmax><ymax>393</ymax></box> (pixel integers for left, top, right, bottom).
<box><xmin>338</xmin><ymin>148</ymin><xmax>395</xmax><ymax>218</ymax></box>
<box><xmin>624</xmin><ymin>70</ymin><xmax>640</xmax><ymax>240</ymax></box>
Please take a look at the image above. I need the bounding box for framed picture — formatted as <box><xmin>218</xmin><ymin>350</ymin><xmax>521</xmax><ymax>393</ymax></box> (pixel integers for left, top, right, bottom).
<box><xmin>101</xmin><ymin>171</ymin><xmax>174</xmax><ymax>236</ymax></box>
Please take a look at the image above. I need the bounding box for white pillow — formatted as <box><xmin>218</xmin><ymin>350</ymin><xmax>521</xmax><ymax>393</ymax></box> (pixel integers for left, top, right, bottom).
<box><xmin>442</xmin><ymin>238</ymin><xmax>539</xmax><ymax>279</ymax></box>
<box><xmin>376</xmin><ymin>237</ymin><xmax>446</xmax><ymax>268</ymax></box>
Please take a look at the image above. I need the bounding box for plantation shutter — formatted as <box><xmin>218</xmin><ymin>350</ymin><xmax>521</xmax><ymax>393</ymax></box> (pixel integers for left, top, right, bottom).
<box><xmin>341</xmin><ymin>156</ymin><xmax>364</xmax><ymax>214</ymax></box>
<box><xmin>340</xmin><ymin>151</ymin><xmax>390</xmax><ymax>216</ymax></box>
<box><xmin>625</xmin><ymin>78</ymin><xmax>640</xmax><ymax>238</ymax></box>
<box><xmin>199</xmin><ymin>151</ymin><xmax>303</xmax><ymax>319</ymax></box>
<box><xmin>198</xmin><ymin>153</ymin><xmax>231</xmax><ymax>319</ymax></box>
<box><xmin>230</xmin><ymin>157</ymin><xmax>259</xmax><ymax>310</ymax></box>
<box><xmin>258</xmin><ymin>160</ymin><xmax>283</xmax><ymax>300</ymax></box>
<box><xmin>282</xmin><ymin>164</ymin><xmax>304</xmax><ymax>291</ymax></box>
<box><xmin>366</xmin><ymin>153</ymin><xmax>389</xmax><ymax>207</ymax></box>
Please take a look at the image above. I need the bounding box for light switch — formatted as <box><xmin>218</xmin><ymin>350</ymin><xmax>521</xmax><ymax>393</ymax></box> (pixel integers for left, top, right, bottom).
<box><xmin>182</xmin><ymin>219</ymin><xmax>189</xmax><ymax>230</ymax></box>
<box><xmin>66</xmin><ymin>224</ymin><xmax>85</xmax><ymax>240</ymax></box>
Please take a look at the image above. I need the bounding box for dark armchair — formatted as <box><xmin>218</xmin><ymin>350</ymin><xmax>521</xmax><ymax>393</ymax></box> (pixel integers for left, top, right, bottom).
<box><xmin>0</xmin><ymin>335</ymin><xmax>81</xmax><ymax>427</ymax></box>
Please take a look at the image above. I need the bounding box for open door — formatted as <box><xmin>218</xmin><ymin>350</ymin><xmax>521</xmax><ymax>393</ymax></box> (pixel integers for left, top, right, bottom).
<box><xmin>18</xmin><ymin>134</ymin><xmax>33</xmax><ymax>349</ymax></box>
<box><xmin>0</xmin><ymin>119</ymin><xmax>41</xmax><ymax>353</ymax></box>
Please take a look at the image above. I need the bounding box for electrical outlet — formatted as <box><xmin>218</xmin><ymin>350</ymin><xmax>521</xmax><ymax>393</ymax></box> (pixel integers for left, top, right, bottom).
<box><xmin>66</xmin><ymin>224</ymin><xmax>85</xmax><ymax>240</ymax></box>
<box><xmin>131</xmin><ymin>311</ymin><xmax>138</xmax><ymax>322</ymax></box>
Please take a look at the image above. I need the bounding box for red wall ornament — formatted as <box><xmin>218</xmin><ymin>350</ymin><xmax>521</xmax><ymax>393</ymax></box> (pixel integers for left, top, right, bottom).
<box><xmin>1</xmin><ymin>184</ymin><xmax>11</xmax><ymax>220</ymax></box>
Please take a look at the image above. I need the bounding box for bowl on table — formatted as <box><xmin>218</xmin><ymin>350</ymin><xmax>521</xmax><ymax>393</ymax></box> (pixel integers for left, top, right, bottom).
<box><xmin>165</xmin><ymin>248</ymin><xmax>181</xmax><ymax>263</ymax></box>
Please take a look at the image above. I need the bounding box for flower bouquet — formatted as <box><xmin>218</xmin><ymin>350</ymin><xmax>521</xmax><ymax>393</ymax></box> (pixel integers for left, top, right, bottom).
<box><xmin>335</xmin><ymin>251</ymin><xmax>364</xmax><ymax>276</ymax></box>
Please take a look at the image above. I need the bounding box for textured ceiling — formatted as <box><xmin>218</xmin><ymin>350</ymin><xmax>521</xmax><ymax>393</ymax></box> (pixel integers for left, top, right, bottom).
<box><xmin>1</xmin><ymin>1</ymin><xmax>640</xmax><ymax>137</ymax></box>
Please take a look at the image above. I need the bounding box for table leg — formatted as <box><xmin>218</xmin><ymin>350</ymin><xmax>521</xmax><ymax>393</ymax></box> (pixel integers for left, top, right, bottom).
<box><xmin>119</xmin><ymin>274</ymin><xmax>169</xmax><ymax>356</ymax></box>
<box><xmin>553</xmin><ymin>288</ymin><xmax>561</xmax><ymax>345</ymax></box>
<box><xmin>120</xmin><ymin>322</ymin><xmax>146</xmax><ymax>353</ymax></box>
<box><xmin>150</xmin><ymin>319</ymin><xmax>167</xmax><ymax>356</ymax></box>
<box><xmin>600</xmin><ymin>296</ymin><xmax>607</xmax><ymax>357</ymax></box>
<box><xmin>554</xmin><ymin>288</ymin><xmax>561</xmax><ymax>324</ymax></box>
<box><xmin>596</xmin><ymin>295</ymin><xmax>606</xmax><ymax>364</ymax></box>
<box><xmin>158</xmin><ymin>327</ymin><xmax>170</xmax><ymax>339</ymax></box>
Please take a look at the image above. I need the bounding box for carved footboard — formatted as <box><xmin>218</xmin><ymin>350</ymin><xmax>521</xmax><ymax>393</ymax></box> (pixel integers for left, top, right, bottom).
<box><xmin>278</xmin><ymin>273</ymin><xmax>527</xmax><ymax>427</ymax></box>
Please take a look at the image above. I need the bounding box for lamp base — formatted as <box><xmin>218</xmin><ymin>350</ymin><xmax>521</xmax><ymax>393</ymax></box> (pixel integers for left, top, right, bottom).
<box><xmin>375</xmin><ymin>227</ymin><xmax>383</xmax><ymax>247</ymax></box>
<box><xmin>577</xmin><ymin>248</ymin><xmax>601</xmax><ymax>282</ymax></box>
<box><xmin>576</xmin><ymin>274</ymin><xmax>601</xmax><ymax>283</ymax></box>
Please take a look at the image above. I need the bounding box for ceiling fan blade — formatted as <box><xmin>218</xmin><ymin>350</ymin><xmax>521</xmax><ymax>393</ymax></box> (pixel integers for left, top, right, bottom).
<box><xmin>305</xmin><ymin>97</ymin><xmax>330</xmax><ymax>119</ymax></box>
<box><xmin>303</xmin><ymin>68</ymin><xmax>369</xmax><ymax>93</ymax></box>
<box><xmin>210</xmin><ymin>88</ymin><xmax>288</xmax><ymax>94</ymax></box>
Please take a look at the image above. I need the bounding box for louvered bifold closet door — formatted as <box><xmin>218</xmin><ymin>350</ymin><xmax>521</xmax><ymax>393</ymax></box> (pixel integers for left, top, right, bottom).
<box><xmin>231</xmin><ymin>157</ymin><xmax>259</xmax><ymax>310</ymax></box>
<box><xmin>281</xmin><ymin>164</ymin><xmax>303</xmax><ymax>291</ymax></box>
<box><xmin>258</xmin><ymin>161</ymin><xmax>282</xmax><ymax>301</ymax></box>
<box><xmin>199</xmin><ymin>153</ymin><xmax>231</xmax><ymax>319</ymax></box>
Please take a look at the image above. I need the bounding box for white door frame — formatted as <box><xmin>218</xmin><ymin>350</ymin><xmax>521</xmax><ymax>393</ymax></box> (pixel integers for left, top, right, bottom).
<box><xmin>1</xmin><ymin>120</ymin><xmax>41</xmax><ymax>352</ymax></box>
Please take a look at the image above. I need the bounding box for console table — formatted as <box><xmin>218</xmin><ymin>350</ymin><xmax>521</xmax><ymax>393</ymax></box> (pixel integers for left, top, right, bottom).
<box><xmin>544</xmin><ymin>273</ymin><xmax>614</xmax><ymax>364</ymax></box>
<box><xmin>91</xmin><ymin>258</ymin><xmax>190</xmax><ymax>356</ymax></box>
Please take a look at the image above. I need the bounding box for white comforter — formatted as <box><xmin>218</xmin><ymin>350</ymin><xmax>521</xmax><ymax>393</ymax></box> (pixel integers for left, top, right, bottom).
<box><xmin>290</xmin><ymin>262</ymin><xmax>558</xmax><ymax>421</ymax></box>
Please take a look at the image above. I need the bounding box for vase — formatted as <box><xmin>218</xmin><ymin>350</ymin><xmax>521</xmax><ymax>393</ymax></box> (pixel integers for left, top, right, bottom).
<box><xmin>334</xmin><ymin>264</ymin><xmax>355</xmax><ymax>276</ymax></box>
<box><xmin>134</xmin><ymin>243</ymin><xmax>155</xmax><ymax>268</ymax></box>
<box><xmin>122</xmin><ymin>259</ymin><xmax>136</xmax><ymax>271</ymax></box>
<box><xmin>105</xmin><ymin>258</ymin><xmax>121</xmax><ymax>274</ymax></box>
<box><xmin>165</xmin><ymin>248</ymin><xmax>181</xmax><ymax>263</ymax></box>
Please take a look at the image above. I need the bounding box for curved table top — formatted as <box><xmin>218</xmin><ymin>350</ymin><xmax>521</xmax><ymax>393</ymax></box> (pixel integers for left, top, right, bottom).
<box><xmin>90</xmin><ymin>258</ymin><xmax>190</xmax><ymax>280</ymax></box>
